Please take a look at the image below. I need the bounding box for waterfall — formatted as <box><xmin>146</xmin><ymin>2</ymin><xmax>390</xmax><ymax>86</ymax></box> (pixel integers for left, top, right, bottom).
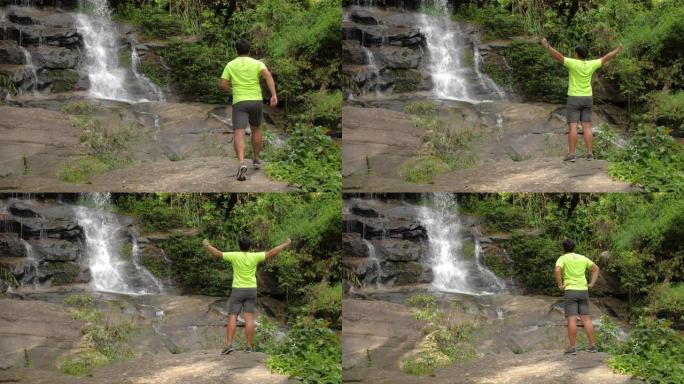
<box><xmin>131</xmin><ymin>45</ymin><xmax>165</xmax><ymax>102</ymax></box>
<box><xmin>76</xmin><ymin>0</ymin><xmax>130</xmax><ymax>101</ymax></box>
<box><xmin>361</xmin><ymin>45</ymin><xmax>382</xmax><ymax>94</ymax></box>
<box><xmin>419</xmin><ymin>193</ymin><xmax>505</xmax><ymax>294</ymax></box>
<box><xmin>19</xmin><ymin>46</ymin><xmax>38</xmax><ymax>93</ymax></box>
<box><xmin>76</xmin><ymin>192</ymin><xmax>131</xmax><ymax>292</ymax></box>
<box><xmin>19</xmin><ymin>239</ymin><xmax>39</xmax><ymax>287</ymax></box>
<box><xmin>362</xmin><ymin>238</ymin><xmax>385</xmax><ymax>287</ymax></box>
<box><xmin>417</xmin><ymin>0</ymin><xmax>505</xmax><ymax>101</ymax></box>
<box><xmin>75</xmin><ymin>192</ymin><xmax>163</xmax><ymax>294</ymax></box>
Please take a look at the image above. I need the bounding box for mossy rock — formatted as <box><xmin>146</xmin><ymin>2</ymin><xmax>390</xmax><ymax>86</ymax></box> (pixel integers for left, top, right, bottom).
<box><xmin>47</xmin><ymin>69</ymin><xmax>80</xmax><ymax>93</ymax></box>
<box><xmin>390</xmin><ymin>69</ymin><xmax>423</xmax><ymax>93</ymax></box>
<box><xmin>47</xmin><ymin>261</ymin><xmax>80</xmax><ymax>285</ymax></box>
<box><xmin>387</xmin><ymin>261</ymin><xmax>423</xmax><ymax>285</ymax></box>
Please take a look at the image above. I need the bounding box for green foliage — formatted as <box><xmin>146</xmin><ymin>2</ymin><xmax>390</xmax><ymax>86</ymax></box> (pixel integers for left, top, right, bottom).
<box><xmin>115</xmin><ymin>4</ymin><xmax>184</xmax><ymax>39</ymax></box>
<box><xmin>61</xmin><ymin>101</ymin><xmax>96</xmax><ymax>116</ymax></box>
<box><xmin>296</xmin><ymin>90</ymin><xmax>342</xmax><ymax>133</ymax></box>
<box><xmin>47</xmin><ymin>69</ymin><xmax>79</xmax><ymax>93</ymax></box>
<box><xmin>463</xmin><ymin>197</ymin><xmax>527</xmax><ymax>232</ymax></box>
<box><xmin>403</xmin><ymin>294</ymin><xmax>480</xmax><ymax>375</ymax></box>
<box><xmin>648</xmin><ymin>283</ymin><xmax>684</xmax><ymax>324</ymax></box>
<box><xmin>400</xmin><ymin>156</ymin><xmax>451</xmax><ymax>183</ymax></box>
<box><xmin>57</xmin><ymin>156</ymin><xmax>110</xmax><ymax>183</ymax></box>
<box><xmin>647</xmin><ymin>90</ymin><xmax>684</xmax><ymax>132</ymax></box>
<box><xmin>502</xmin><ymin>42</ymin><xmax>567</xmax><ymax>103</ymax></box>
<box><xmin>462</xmin><ymin>6</ymin><xmax>526</xmax><ymax>40</ymax></box>
<box><xmin>117</xmin><ymin>196</ymin><xmax>186</xmax><ymax>232</ymax></box>
<box><xmin>0</xmin><ymin>72</ymin><xmax>17</xmax><ymax>94</ymax></box>
<box><xmin>608</xmin><ymin>318</ymin><xmax>684</xmax><ymax>383</ymax></box>
<box><xmin>404</xmin><ymin>101</ymin><xmax>436</xmax><ymax>116</ymax></box>
<box><xmin>160</xmin><ymin>42</ymin><xmax>230</xmax><ymax>103</ymax></box>
<box><xmin>608</xmin><ymin>125</ymin><xmax>684</xmax><ymax>191</ymax></box>
<box><xmin>264</xmin><ymin>124</ymin><xmax>341</xmax><ymax>192</ymax></box>
<box><xmin>266</xmin><ymin>317</ymin><xmax>341</xmax><ymax>384</ymax></box>
<box><xmin>60</xmin><ymin>297</ymin><xmax>135</xmax><ymax>375</ymax></box>
<box><xmin>505</xmin><ymin>235</ymin><xmax>562</xmax><ymax>295</ymax></box>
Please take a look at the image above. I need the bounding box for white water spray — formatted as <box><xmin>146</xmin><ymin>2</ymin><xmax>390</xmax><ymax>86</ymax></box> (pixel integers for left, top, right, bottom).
<box><xmin>419</xmin><ymin>193</ymin><xmax>505</xmax><ymax>294</ymax></box>
<box><xmin>19</xmin><ymin>46</ymin><xmax>38</xmax><ymax>93</ymax></box>
<box><xmin>131</xmin><ymin>45</ymin><xmax>165</xmax><ymax>102</ymax></box>
<box><xmin>362</xmin><ymin>238</ymin><xmax>385</xmax><ymax>287</ymax></box>
<box><xmin>77</xmin><ymin>0</ymin><xmax>130</xmax><ymax>100</ymax></box>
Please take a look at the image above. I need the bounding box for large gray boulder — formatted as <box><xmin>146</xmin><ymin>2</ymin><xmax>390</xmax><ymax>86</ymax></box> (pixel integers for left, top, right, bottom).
<box><xmin>0</xmin><ymin>41</ymin><xmax>25</xmax><ymax>65</ymax></box>
<box><xmin>30</xmin><ymin>238</ymin><xmax>81</xmax><ymax>261</ymax></box>
<box><xmin>30</xmin><ymin>45</ymin><xmax>79</xmax><ymax>69</ymax></box>
<box><xmin>0</xmin><ymin>233</ymin><xmax>27</xmax><ymax>258</ymax></box>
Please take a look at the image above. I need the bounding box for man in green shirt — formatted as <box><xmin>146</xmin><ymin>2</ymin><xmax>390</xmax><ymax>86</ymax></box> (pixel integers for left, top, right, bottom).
<box><xmin>554</xmin><ymin>239</ymin><xmax>600</xmax><ymax>355</ymax></box>
<box><xmin>220</xmin><ymin>38</ymin><xmax>278</xmax><ymax>181</ymax></box>
<box><xmin>542</xmin><ymin>38</ymin><xmax>623</xmax><ymax>162</ymax></box>
<box><xmin>203</xmin><ymin>236</ymin><xmax>291</xmax><ymax>354</ymax></box>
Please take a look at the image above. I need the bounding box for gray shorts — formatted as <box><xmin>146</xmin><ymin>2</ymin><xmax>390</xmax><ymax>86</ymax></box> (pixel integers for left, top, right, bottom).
<box><xmin>564</xmin><ymin>289</ymin><xmax>590</xmax><ymax>317</ymax></box>
<box><xmin>566</xmin><ymin>96</ymin><xmax>593</xmax><ymax>123</ymax></box>
<box><xmin>228</xmin><ymin>288</ymin><xmax>257</xmax><ymax>314</ymax></box>
<box><xmin>232</xmin><ymin>100</ymin><xmax>263</xmax><ymax>129</ymax></box>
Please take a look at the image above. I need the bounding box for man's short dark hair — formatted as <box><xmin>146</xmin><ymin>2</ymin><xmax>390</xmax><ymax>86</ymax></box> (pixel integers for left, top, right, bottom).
<box><xmin>574</xmin><ymin>45</ymin><xmax>588</xmax><ymax>59</ymax></box>
<box><xmin>235</xmin><ymin>39</ymin><xmax>251</xmax><ymax>55</ymax></box>
<box><xmin>238</xmin><ymin>237</ymin><xmax>252</xmax><ymax>251</ymax></box>
<box><xmin>562</xmin><ymin>239</ymin><xmax>576</xmax><ymax>253</ymax></box>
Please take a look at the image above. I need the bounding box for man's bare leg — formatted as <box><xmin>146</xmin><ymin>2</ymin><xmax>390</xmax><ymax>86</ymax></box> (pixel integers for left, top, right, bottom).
<box><xmin>567</xmin><ymin>315</ymin><xmax>578</xmax><ymax>348</ymax></box>
<box><xmin>227</xmin><ymin>314</ymin><xmax>238</xmax><ymax>346</ymax></box>
<box><xmin>234</xmin><ymin>129</ymin><xmax>246</xmax><ymax>165</ymax></box>
<box><xmin>568</xmin><ymin>122</ymin><xmax>578</xmax><ymax>155</ymax></box>
<box><xmin>244</xmin><ymin>312</ymin><xmax>255</xmax><ymax>349</ymax></box>
<box><xmin>581</xmin><ymin>122</ymin><xmax>593</xmax><ymax>156</ymax></box>
<box><xmin>250</xmin><ymin>126</ymin><xmax>262</xmax><ymax>162</ymax></box>
<box><xmin>580</xmin><ymin>315</ymin><xmax>596</xmax><ymax>346</ymax></box>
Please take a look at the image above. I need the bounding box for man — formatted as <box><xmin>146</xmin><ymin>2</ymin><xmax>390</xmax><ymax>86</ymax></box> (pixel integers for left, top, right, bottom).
<box><xmin>203</xmin><ymin>236</ymin><xmax>291</xmax><ymax>354</ymax></box>
<box><xmin>542</xmin><ymin>38</ymin><xmax>623</xmax><ymax>162</ymax></box>
<box><xmin>555</xmin><ymin>239</ymin><xmax>600</xmax><ymax>355</ymax></box>
<box><xmin>220</xmin><ymin>38</ymin><xmax>278</xmax><ymax>181</ymax></box>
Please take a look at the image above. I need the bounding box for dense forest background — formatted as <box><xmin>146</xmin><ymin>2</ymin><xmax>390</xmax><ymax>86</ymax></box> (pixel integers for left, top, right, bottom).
<box><xmin>114</xmin><ymin>0</ymin><xmax>342</xmax><ymax>192</ymax></box>
<box><xmin>114</xmin><ymin>193</ymin><xmax>342</xmax><ymax>383</ymax></box>
<box><xmin>458</xmin><ymin>192</ymin><xmax>684</xmax><ymax>382</ymax></box>
<box><xmin>448</xmin><ymin>0</ymin><xmax>684</xmax><ymax>191</ymax></box>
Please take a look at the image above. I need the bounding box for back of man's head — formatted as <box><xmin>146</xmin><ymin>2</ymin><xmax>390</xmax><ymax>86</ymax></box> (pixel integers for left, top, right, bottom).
<box><xmin>562</xmin><ymin>239</ymin><xmax>576</xmax><ymax>253</ymax></box>
<box><xmin>235</xmin><ymin>38</ymin><xmax>251</xmax><ymax>55</ymax></box>
<box><xmin>574</xmin><ymin>45</ymin><xmax>589</xmax><ymax>59</ymax></box>
<box><xmin>238</xmin><ymin>237</ymin><xmax>252</xmax><ymax>251</ymax></box>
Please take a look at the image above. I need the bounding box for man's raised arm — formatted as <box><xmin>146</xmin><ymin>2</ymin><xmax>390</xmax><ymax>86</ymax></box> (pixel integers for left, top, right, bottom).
<box><xmin>600</xmin><ymin>44</ymin><xmax>624</xmax><ymax>65</ymax></box>
<box><xmin>266</xmin><ymin>238</ymin><xmax>292</xmax><ymax>260</ymax></box>
<box><xmin>542</xmin><ymin>38</ymin><xmax>565</xmax><ymax>63</ymax></box>
<box><xmin>203</xmin><ymin>239</ymin><xmax>224</xmax><ymax>259</ymax></box>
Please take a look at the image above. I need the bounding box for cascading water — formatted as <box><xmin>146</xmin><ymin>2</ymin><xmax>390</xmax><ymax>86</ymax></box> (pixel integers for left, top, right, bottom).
<box><xmin>361</xmin><ymin>46</ymin><xmax>382</xmax><ymax>94</ymax></box>
<box><xmin>131</xmin><ymin>45</ymin><xmax>165</xmax><ymax>102</ymax></box>
<box><xmin>19</xmin><ymin>238</ymin><xmax>39</xmax><ymax>287</ymax></box>
<box><xmin>19</xmin><ymin>46</ymin><xmax>38</xmax><ymax>93</ymax></box>
<box><xmin>362</xmin><ymin>238</ymin><xmax>385</xmax><ymax>287</ymax></box>
<box><xmin>417</xmin><ymin>0</ymin><xmax>505</xmax><ymax>101</ymax></box>
<box><xmin>419</xmin><ymin>193</ymin><xmax>505</xmax><ymax>294</ymax></box>
<box><xmin>76</xmin><ymin>0</ymin><xmax>130</xmax><ymax>101</ymax></box>
<box><xmin>75</xmin><ymin>192</ymin><xmax>163</xmax><ymax>294</ymax></box>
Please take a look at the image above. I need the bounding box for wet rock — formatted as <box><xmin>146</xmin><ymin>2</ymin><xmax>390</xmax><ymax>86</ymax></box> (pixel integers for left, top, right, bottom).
<box><xmin>376</xmin><ymin>46</ymin><xmax>421</xmax><ymax>69</ymax></box>
<box><xmin>0</xmin><ymin>41</ymin><xmax>25</xmax><ymax>65</ymax></box>
<box><xmin>342</xmin><ymin>40</ymin><xmax>368</xmax><ymax>65</ymax></box>
<box><xmin>350</xmin><ymin>8</ymin><xmax>381</xmax><ymax>25</ymax></box>
<box><xmin>343</xmin><ymin>232</ymin><xmax>368</xmax><ymax>258</ymax></box>
<box><xmin>384</xmin><ymin>260</ymin><xmax>423</xmax><ymax>284</ymax></box>
<box><xmin>377</xmin><ymin>238</ymin><xmax>421</xmax><ymax>261</ymax></box>
<box><xmin>0</xmin><ymin>233</ymin><xmax>27</xmax><ymax>258</ymax></box>
<box><xmin>30</xmin><ymin>45</ymin><xmax>79</xmax><ymax>69</ymax></box>
<box><xmin>30</xmin><ymin>238</ymin><xmax>81</xmax><ymax>261</ymax></box>
<box><xmin>8</xmin><ymin>201</ymin><xmax>41</xmax><ymax>217</ymax></box>
<box><xmin>45</xmin><ymin>261</ymin><xmax>80</xmax><ymax>285</ymax></box>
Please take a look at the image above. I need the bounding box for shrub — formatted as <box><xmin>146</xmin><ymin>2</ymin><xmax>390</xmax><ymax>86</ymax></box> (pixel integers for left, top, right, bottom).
<box><xmin>502</xmin><ymin>42</ymin><xmax>567</xmax><ymax>103</ymax></box>
<box><xmin>505</xmin><ymin>235</ymin><xmax>563</xmax><ymax>295</ymax></box>
<box><xmin>301</xmin><ymin>282</ymin><xmax>342</xmax><ymax>329</ymax></box>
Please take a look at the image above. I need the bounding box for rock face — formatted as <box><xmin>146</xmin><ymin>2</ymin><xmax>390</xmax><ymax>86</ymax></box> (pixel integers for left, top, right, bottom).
<box><xmin>342</xmin><ymin>6</ymin><xmax>428</xmax><ymax>93</ymax></box>
<box><xmin>0</xmin><ymin>6</ymin><xmax>86</xmax><ymax>94</ymax></box>
<box><xmin>344</xmin><ymin>197</ymin><xmax>432</xmax><ymax>287</ymax></box>
<box><xmin>0</xmin><ymin>197</ymin><xmax>89</xmax><ymax>286</ymax></box>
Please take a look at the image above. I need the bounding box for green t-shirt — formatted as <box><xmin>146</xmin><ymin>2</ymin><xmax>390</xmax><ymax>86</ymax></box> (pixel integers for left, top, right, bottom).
<box><xmin>220</xmin><ymin>57</ymin><xmax>266</xmax><ymax>104</ymax></box>
<box><xmin>563</xmin><ymin>58</ymin><xmax>602</xmax><ymax>96</ymax></box>
<box><xmin>555</xmin><ymin>252</ymin><xmax>594</xmax><ymax>291</ymax></box>
<box><xmin>222</xmin><ymin>251</ymin><xmax>266</xmax><ymax>288</ymax></box>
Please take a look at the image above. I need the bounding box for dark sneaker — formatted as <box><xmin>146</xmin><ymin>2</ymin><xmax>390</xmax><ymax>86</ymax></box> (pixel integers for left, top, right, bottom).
<box><xmin>221</xmin><ymin>345</ymin><xmax>234</xmax><ymax>355</ymax></box>
<box><xmin>563</xmin><ymin>154</ymin><xmax>576</xmax><ymax>162</ymax></box>
<box><xmin>244</xmin><ymin>346</ymin><xmax>253</xmax><ymax>353</ymax></box>
<box><xmin>253</xmin><ymin>159</ymin><xmax>262</xmax><ymax>170</ymax></box>
<box><xmin>564</xmin><ymin>347</ymin><xmax>577</xmax><ymax>355</ymax></box>
<box><xmin>586</xmin><ymin>153</ymin><xmax>594</xmax><ymax>161</ymax></box>
<box><xmin>587</xmin><ymin>345</ymin><xmax>598</xmax><ymax>353</ymax></box>
<box><xmin>236</xmin><ymin>165</ymin><xmax>247</xmax><ymax>181</ymax></box>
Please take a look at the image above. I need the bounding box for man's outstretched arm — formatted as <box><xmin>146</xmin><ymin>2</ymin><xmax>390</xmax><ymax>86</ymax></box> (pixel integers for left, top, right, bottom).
<box><xmin>587</xmin><ymin>263</ymin><xmax>600</xmax><ymax>288</ymax></box>
<box><xmin>600</xmin><ymin>44</ymin><xmax>624</xmax><ymax>65</ymax></box>
<box><xmin>542</xmin><ymin>38</ymin><xmax>565</xmax><ymax>63</ymax></box>
<box><xmin>555</xmin><ymin>266</ymin><xmax>564</xmax><ymax>290</ymax></box>
<box><xmin>260</xmin><ymin>68</ymin><xmax>278</xmax><ymax>107</ymax></box>
<box><xmin>202</xmin><ymin>239</ymin><xmax>224</xmax><ymax>259</ymax></box>
<box><xmin>266</xmin><ymin>238</ymin><xmax>292</xmax><ymax>260</ymax></box>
